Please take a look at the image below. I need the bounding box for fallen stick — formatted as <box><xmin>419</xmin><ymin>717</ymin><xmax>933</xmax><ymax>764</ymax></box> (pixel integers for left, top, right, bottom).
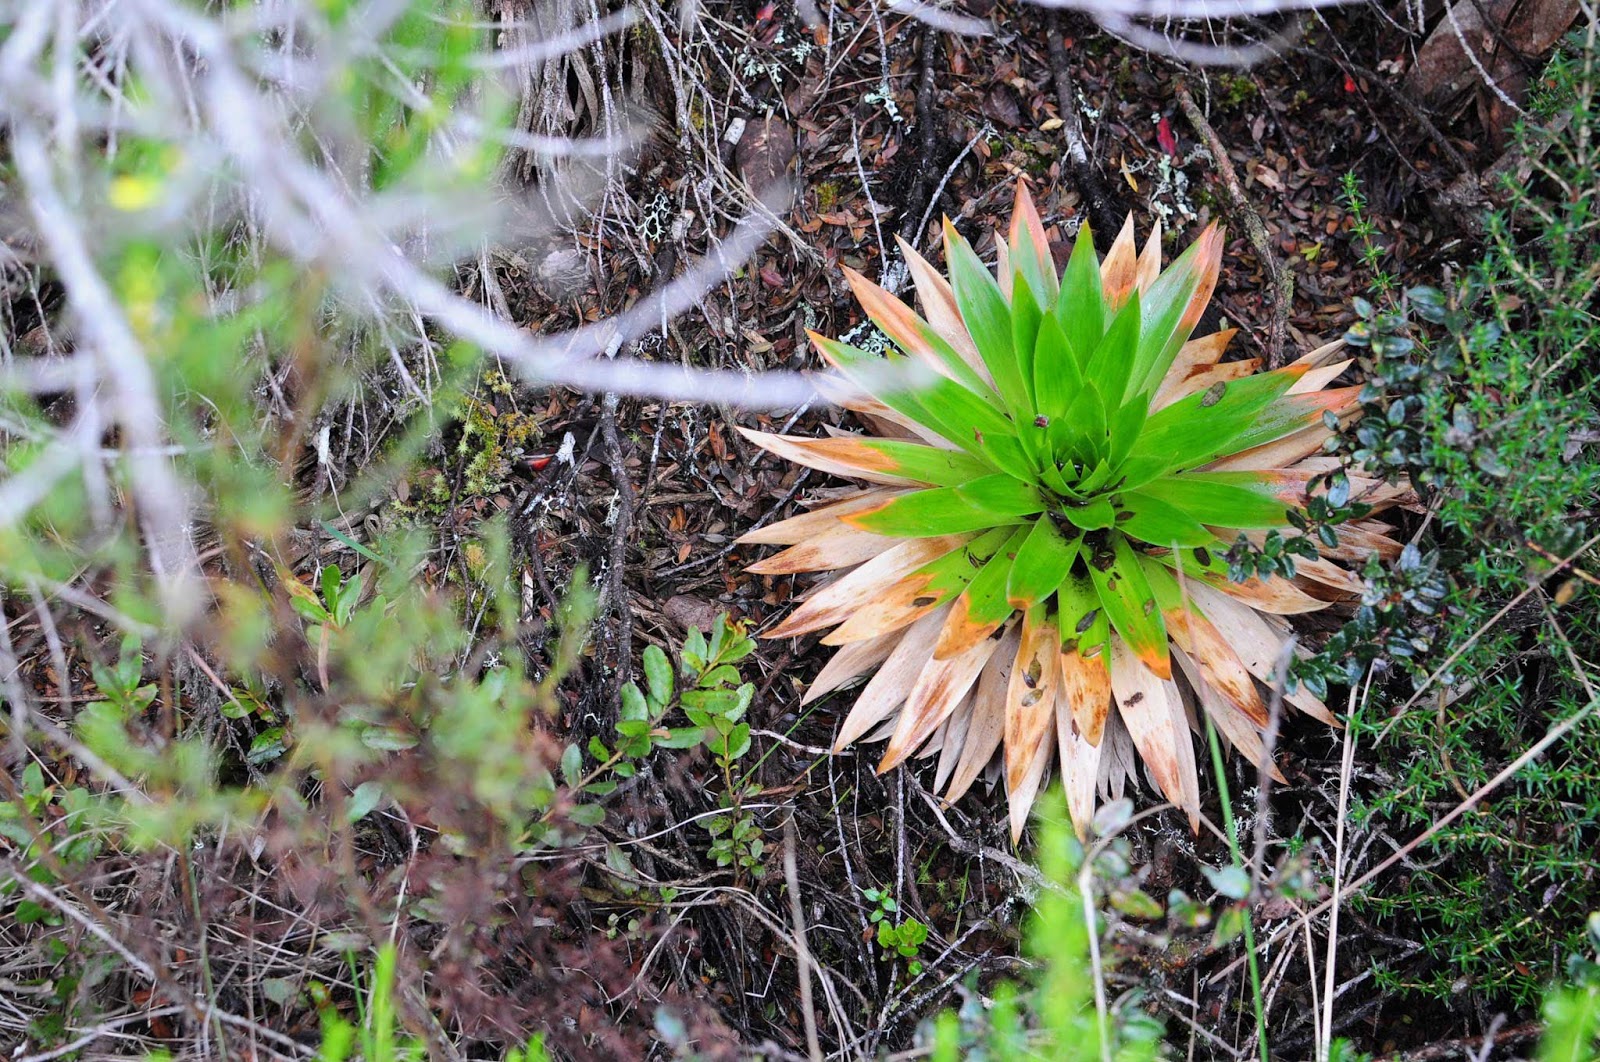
<box><xmin>1046</xmin><ymin>15</ymin><xmax>1127</xmax><ymax>240</ymax></box>
<box><xmin>899</xmin><ymin>28</ymin><xmax>943</xmax><ymax>246</ymax></box>
<box><xmin>1176</xmin><ymin>84</ymin><xmax>1294</xmax><ymax>367</ymax></box>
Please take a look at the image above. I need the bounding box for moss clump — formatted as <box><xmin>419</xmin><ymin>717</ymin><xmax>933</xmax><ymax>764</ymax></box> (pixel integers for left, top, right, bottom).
<box><xmin>1214</xmin><ymin>74</ymin><xmax>1258</xmax><ymax>109</ymax></box>
<box><xmin>457</xmin><ymin>371</ymin><xmax>542</xmax><ymax>499</ymax></box>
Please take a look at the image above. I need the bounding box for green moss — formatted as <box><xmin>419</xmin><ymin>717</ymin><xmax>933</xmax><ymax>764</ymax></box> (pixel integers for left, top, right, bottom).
<box><xmin>1214</xmin><ymin>74</ymin><xmax>1258</xmax><ymax>110</ymax></box>
<box><xmin>456</xmin><ymin>370</ymin><xmax>542</xmax><ymax>499</ymax></box>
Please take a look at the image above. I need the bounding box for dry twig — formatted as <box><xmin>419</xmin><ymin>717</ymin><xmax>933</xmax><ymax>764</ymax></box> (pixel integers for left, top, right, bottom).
<box><xmin>1176</xmin><ymin>84</ymin><xmax>1294</xmax><ymax>366</ymax></box>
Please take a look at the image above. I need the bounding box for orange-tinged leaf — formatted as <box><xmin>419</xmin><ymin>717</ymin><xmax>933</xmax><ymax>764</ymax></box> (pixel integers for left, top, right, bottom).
<box><xmin>1290</xmin><ymin>554</ymin><xmax>1364</xmax><ymax>595</ymax></box>
<box><xmin>765</xmin><ymin>536</ymin><xmax>970</xmax><ymax>639</ymax></box>
<box><xmin>1184</xmin><ymin>581</ymin><xmax>1337</xmax><ymax>725</ymax></box>
<box><xmin>1170</xmin><ymin>645</ymin><xmax>1284</xmax><ymax>784</ymax></box>
<box><xmin>1109</xmin><ymin>640</ymin><xmax>1200</xmax><ymax>829</ymax></box>
<box><xmin>931</xmin><ymin>526</ymin><xmax>1027</xmax><ymax>659</ymax></box>
<box><xmin>932</xmin><ymin>588</ymin><xmax>1003</xmax><ymax>662</ymax></box>
<box><xmin>747</xmin><ymin>523</ymin><xmax>904</xmax><ymax>575</ymax></box>
<box><xmin>1135</xmin><ymin>217</ymin><xmax>1163</xmax><ymax>294</ymax></box>
<box><xmin>1127</xmin><ymin>223</ymin><xmax>1224</xmax><ymax>399</ymax></box>
<box><xmin>1327</xmin><ymin>521</ymin><xmax>1405</xmax><ymax>562</ymax></box>
<box><xmin>1060</xmin><ymin>644</ymin><xmax>1113</xmax><ymax>746</ymax></box>
<box><xmin>1176</xmin><ymin>224</ymin><xmax>1223</xmax><ymax>336</ymax></box>
<box><xmin>821</xmin><ymin>567</ymin><xmax>947</xmax><ymax>644</ymax></box>
<box><xmin>832</xmin><ymin>609</ymin><xmax>944</xmax><ymax>747</ymax></box>
<box><xmin>1286</xmin><ymin>336</ymin><xmax>1348</xmax><ymax>370</ymax></box>
<box><xmin>1165</xmin><ymin>607</ymin><xmax>1268</xmax><ymax>726</ymax></box>
<box><xmin>894</xmin><ymin>235</ymin><xmax>987</xmax><ymax>378</ymax></box>
<box><xmin>1278</xmin><ymin>459</ymin><xmax>1418</xmax><ymax>513</ymax></box>
<box><xmin>1008</xmin><ymin>181</ymin><xmax>1058</xmax><ymax>303</ymax></box>
<box><xmin>736</xmin><ymin>427</ymin><xmax>977</xmax><ymax>486</ymax></box>
<box><xmin>738</xmin><ymin>489</ymin><xmax>898</xmax><ymax>545</ymax></box>
<box><xmin>843</xmin><ymin>266</ymin><xmax>993</xmax><ymax>395</ymax></box>
<box><xmin>1004</xmin><ymin>609</ymin><xmax>1061</xmax><ymax>794</ymax></box>
<box><xmin>1101</xmin><ymin>215</ymin><xmax>1139</xmax><ymax>309</ymax></box>
<box><xmin>879</xmin><ymin>624</ymin><xmax>1007</xmax><ymax>772</ymax></box>
<box><xmin>1086</xmin><ymin>535</ymin><xmax>1171</xmax><ymax>679</ymax></box>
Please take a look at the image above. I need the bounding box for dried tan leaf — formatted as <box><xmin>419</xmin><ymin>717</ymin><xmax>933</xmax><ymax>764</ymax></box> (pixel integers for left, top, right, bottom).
<box><xmin>1153</xmin><ymin>354</ymin><xmax>1260</xmax><ymax>412</ymax></box>
<box><xmin>1205</xmin><ymin>423</ymin><xmax>1336</xmax><ymax>472</ymax></box>
<box><xmin>1007</xmin><ymin>712</ymin><xmax>1056</xmax><ymax>844</ymax></box>
<box><xmin>894</xmin><ymin>234</ymin><xmax>985</xmax><ymax>377</ymax></box>
<box><xmin>1166</xmin><ymin>607</ymin><xmax>1268</xmax><ymax>726</ymax></box>
<box><xmin>738</xmin><ymin>489</ymin><xmax>896</xmax><ymax>545</ymax></box>
<box><xmin>879</xmin><ymin>624</ymin><xmax>1008</xmax><ymax>772</ymax></box>
<box><xmin>1098</xmin><ymin>711</ymin><xmax>1138</xmax><ymax>803</ymax></box>
<box><xmin>1286</xmin><ymin>337</ymin><xmax>1347</xmax><ymax>369</ymax></box>
<box><xmin>832</xmin><ymin>609</ymin><xmax>945</xmax><ymax>748</ymax></box>
<box><xmin>1109</xmin><ymin>640</ymin><xmax>1200</xmax><ymax>829</ymax></box>
<box><xmin>943</xmin><ymin>626</ymin><xmax>1018</xmax><ymax>802</ymax></box>
<box><xmin>1171</xmin><ymin>645</ymin><xmax>1285</xmax><ymax>784</ymax></box>
<box><xmin>765</xmin><ymin>536</ymin><xmax>970</xmax><ymax>639</ymax></box>
<box><xmin>811</xmin><ymin>373</ymin><xmax>955</xmax><ymax>449</ymax></box>
<box><xmin>1202</xmin><ymin>571</ymin><xmax>1331</xmax><ymax>615</ymax></box>
<box><xmin>1285</xmin><ymin>358</ymin><xmax>1353</xmax><ymax>395</ymax></box>
<box><xmin>747</xmin><ymin>522</ymin><xmax>904</xmax><ymax>575</ymax></box>
<box><xmin>1057</xmin><ymin>689</ymin><xmax>1104</xmax><ymax>839</ymax></box>
<box><xmin>934</xmin><ymin>690</ymin><xmax>974</xmax><ymax>791</ymax></box>
<box><xmin>1161</xmin><ymin>327</ymin><xmax>1239</xmax><ymax>382</ymax></box>
<box><xmin>1004</xmin><ymin>611</ymin><xmax>1061</xmax><ymax>795</ymax></box>
<box><xmin>822</xmin><ymin>565</ymin><xmax>948</xmax><ymax>645</ymax></box>
<box><xmin>1185</xmin><ymin>581</ymin><xmax>1337</xmax><ymax>724</ymax></box>
<box><xmin>804</xmin><ymin>627</ymin><xmax>903</xmax><ymax>704</ymax></box>
<box><xmin>994</xmin><ymin>232</ymin><xmax>1013</xmax><ymax>301</ymax></box>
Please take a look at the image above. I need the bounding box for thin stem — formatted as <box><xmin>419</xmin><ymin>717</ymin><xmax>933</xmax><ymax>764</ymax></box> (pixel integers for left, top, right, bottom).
<box><xmin>1205</xmin><ymin>718</ymin><xmax>1270</xmax><ymax>1062</ymax></box>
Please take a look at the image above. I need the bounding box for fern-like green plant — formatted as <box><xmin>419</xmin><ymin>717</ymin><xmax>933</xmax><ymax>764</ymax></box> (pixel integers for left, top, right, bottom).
<box><xmin>742</xmin><ymin>185</ymin><xmax>1410</xmax><ymax>839</ymax></box>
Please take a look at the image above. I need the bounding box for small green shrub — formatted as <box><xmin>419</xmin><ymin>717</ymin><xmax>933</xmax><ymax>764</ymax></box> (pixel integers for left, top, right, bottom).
<box><xmin>1314</xmin><ymin>33</ymin><xmax>1600</xmax><ymax>1008</ymax></box>
<box><xmin>923</xmin><ymin>788</ymin><xmax>1165</xmax><ymax>1060</ymax></box>
<box><xmin>596</xmin><ymin>613</ymin><xmax>767</xmax><ymax>877</ymax></box>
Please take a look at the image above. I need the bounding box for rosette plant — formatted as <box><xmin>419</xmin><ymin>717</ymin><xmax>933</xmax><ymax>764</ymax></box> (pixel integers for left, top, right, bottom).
<box><xmin>739</xmin><ymin>185</ymin><xmax>1409</xmax><ymax>841</ymax></box>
